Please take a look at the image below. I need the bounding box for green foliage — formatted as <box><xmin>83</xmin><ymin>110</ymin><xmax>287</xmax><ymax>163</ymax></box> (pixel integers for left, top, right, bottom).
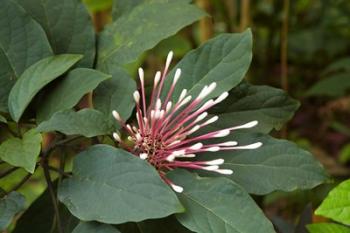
<box><xmin>36</xmin><ymin>68</ymin><xmax>111</xmax><ymax>122</ymax></box>
<box><xmin>169</xmin><ymin>170</ymin><xmax>275</xmax><ymax>233</ymax></box>
<box><xmin>8</xmin><ymin>55</ymin><xmax>82</xmax><ymax>122</ymax></box>
<box><xmin>0</xmin><ymin>192</ymin><xmax>25</xmax><ymax>231</ymax></box>
<box><xmin>0</xmin><ymin>115</ymin><xmax>7</xmax><ymax>123</ymax></box>
<box><xmin>0</xmin><ymin>129</ymin><xmax>42</xmax><ymax>173</ymax></box>
<box><xmin>307</xmin><ymin>223</ymin><xmax>350</xmax><ymax>233</ymax></box>
<box><xmin>72</xmin><ymin>222</ymin><xmax>120</xmax><ymax>233</ymax></box>
<box><xmin>315</xmin><ymin>179</ymin><xmax>350</xmax><ymax>225</ymax></box>
<box><xmin>58</xmin><ymin>145</ymin><xmax>184</xmax><ymax>224</ymax></box>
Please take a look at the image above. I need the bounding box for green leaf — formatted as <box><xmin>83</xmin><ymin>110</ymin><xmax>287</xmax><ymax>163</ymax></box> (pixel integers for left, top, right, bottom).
<box><xmin>58</xmin><ymin>145</ymin><xmax>184</xmax><ymax>224</ymax></box>
<box><xmin>0</xmin><ymin>0</ymin><xmax>52</xmax><ymax>112</ymax></box>
<box><xmin>306</xmin><ymin>73</ymin><xmax>350</xmax><ymax>97</ymax></box>
<box><xmin>83</xmin><ymin>0</ymin><xmax>113</xmax><ymax>12</ymax></box>
<box><xmin>8</xmin><ymin>54</ymin><xmax>83</xmax><ymax>122</ymax></box>
<box><xmin>118</xmin><ymin>215</ymin><xmax>194</xmax><ymax>233</ymax></box>
<box><xmin>307</xmin><ymin>223</ymin><xmax>350</xmax><ymax>233</ymax></box>
<box><xmin>0</xmin><ymin>129</ymin><xmax>42</xmax><ymax>173</ymax></box>
<box><xmin>0</xmin><ymin>192</ymin><xmax>25</xmax><ymax>231</ymax></box>
<box><xmin>93</xmin><ymin>68</ymin><xmax>136</xmax><ymax>127</ymax></box>
<box><xmin>73</xmin><ymin>222</ymin><xmax>120</xmax><ymax>233</ymax></box>
<box><xmin>37</xmin><ymin>68</ymin><xmax>111</xmax><ymax>122</ymax></box>
<box><xmin>210</xmin><ymin>83</ymin><xmax>300</xmax><ymax>134</ymax></box>
<box><xmin>163</xmin><ymin>30</ymin><xmax>252</xmax><ymax>101</ymax></box>
<box><xmin>37</xmin><ymin>109</ymin><xmax>111</xmax><ymax>137</ymax></box>
<box><xmin>321</xmin><ymin>57</ymin><xmax>350</xmax><ymax>76</ymax></box>
<box><xmin>13</xmin><ymin>185</ymin><xmax>78</xmax><ymax>233</ymax></box>
<box><xmin>0</xmin><ymin>115</ymin><xmax>7</xmax><ymax>123</ymax></box>
<box><xmin>200</xmin><ymin>133</ymin><xmax>327</xmax><ymax>195</ymax></box>
<box><xmin>15</xmin><ymin>0</ymin><xmax>95</xmax><ymax>68</ymax></box>
<box><xmin>97</xmin><ymin>1</ymin><xmax>205</xmax><ymax>70</ymax></box>
<box><xmin>315</xmin><ymin>179</ymin><xmax>350</xmax><ymax>225</ymax></box>
<box><xmin>168</xmin><ymin>170</ymin><xmax>275</xmax><ymax>233</ymax></box>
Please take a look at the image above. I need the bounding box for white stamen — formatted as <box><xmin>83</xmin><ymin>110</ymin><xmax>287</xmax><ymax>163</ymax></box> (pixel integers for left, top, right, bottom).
<box><xmin>181</xmin><ymin>154</ymin><xmax>196</xmax><ymax>158</ymax></box>
<box><xmin>138</xmin><ymin>68</ymin><xmax>144</xmax><ymax>83</ymax></box>
<box><xmin>172</xmin><ymin>150</ymin><xmax>186</xmax><ymax>156</ymax></box>
<box><xmin>189</xmin><ymin>143</ymin><xmax>203</xmax><ymax>150</ymax></box>
<box><xmin>178</xmin><ymin>89</ymin><xmax>187</xmax><ymax>102</ymax></box>
<box><xmin>113</xmin><ymin>133</ymin><xmax>121</xmax><ymax>142</ymax></box>
<box><xmin>215</xmin><ymin>169</ymin><xmax>233</xmax><ymax>175</ymax></box>
<box><xmin>206</xmin><ymin>146</ymin><xmax>220</xmax><ymax>152</ymax></box>
<box><xmin>214</xmin><ymin>129</ymin><xmax>230</xmax><ymax>138</ymax></box>
<box><xmin>203</xmin><ymin>165</ymin><xmax>219</xmax><ymax>171</ymax></box>
<box><xmin>233</xmin><ymin>142</ymin><xmax>263</xmax><ymax>149</ymax></box>
<box><xmin>179</xmin><ymin>96</ymin><xmax>192</xmax><ymax>107</ymax></box>
<box><xmin>168</xmin><ymin>140</ymin><xmax>181</xmax><ymax>146</ymax></box>
<box><xmin>173</xmin><ymin>68</ymin><xmax>181</xmax><ymax>84</ymax></box>
<box><xmin>160</xmin><ymin>110</ymin><xmax>165</xmax><ymax>118</ymax></box>
<box><xmin>204</xmin><ymin>82</ymin><xmax>217</xmax><ymax>97</ymax></box>
<box><xmin>166</xmin><ymin>101</ymin><xmax>172</xmax><ymax>112</ymax></box>
<box><xmin>197</xmin><ymin>99</ymin><xmax>214</xmax><ymax>112</ymax></box>
<box><xmin>135</xmin><ymin>133</ymin><xmax>142</xmax><ymax>141</ymax></box>
<box><xmin>187</xmin><ymin>125</ymin><xmax>200</xmax><ymax>135</ymax></box>
<box><xmin>127</xmin><ymin>136</ymin><xmax>133</xmax><ymax>141</ymax></box>
<box><xmin>197</xmin><ymin>85</ymin><xmax>208</xmax><ymax>99</ymax></box>
<box><xmin>112</xmin><ymin>110</ymin><xmax>122</xmax><ymax>122</ymax></box>
<box><xmin>231</xmin><ymin>121</ymin><xmax>258</xmax><ymax>130</ymax></box>
<box><xmin>219</xmin><ymin>141</ymin><xmax>238</xmax><ymax>146</ymax></box>
<box><xmin>195</xmin><ymin>112</ymin><xmax>208</xmax><ymax>123</ymax></box>
<box><xmin>165</xmin><ymin>51</ymin><xmax>174</xmax><ymax>70</ymax></box>
<box><xmin>133</xmin><ymin>91</ymin><xmax>140</xmax><ymax>103</ymax></box>
<box><xmin>214</xmin><ymin>92</ymin><xmax>229</xmax><ymax>104</ymax></box>
<box><xmin>156</xmin><ymin>99</ymin><xmax>162</xmax><ymax>110</ymax></box>
<box><xmin>150</xmin><ymin>110</ymin><xmax>155</xmax><ymax>119</ymax></box>
<box><xmin>154</xmin><ymin>71</ymin><xmax>161</xmax><ymax>85</ymax></box>
<box><xmin>203</xmin><ymin>116</ymin><xmax>218</xmax><ymax>125</ymax></box>
<box><xmin>166</xmin><ymin>154</ymin><xmax>175</xmax><ymax>161</ymax></box>
<box><xmin>132</xmin><ymin>126</ymin><xmax>138</xmax><ymax>132</ymax></box>
<box><xmin>139</xmin><ymin>153</ymin><xmax>148</xmax><ymax>160</ymax></box>
<box><xmin>126</xmin><ymin>124</ymin><xmax>132</xmax><ymax>132</ymax></box>
<box><xmin>170</xmin><ymin>183</ymin><xmax>183</xmax><ymax>193</ymax></box>
<box><xmin>205</xmin><ymin>159</ymin><xmax>224</xmax><ymax>165</ymax></box>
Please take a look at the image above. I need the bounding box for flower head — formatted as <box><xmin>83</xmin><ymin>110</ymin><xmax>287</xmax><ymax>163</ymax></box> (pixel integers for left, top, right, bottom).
<box><xmin>112</xmin><ymin>51</ymin><xmax>262</xmax><ymax>193</ymax></box>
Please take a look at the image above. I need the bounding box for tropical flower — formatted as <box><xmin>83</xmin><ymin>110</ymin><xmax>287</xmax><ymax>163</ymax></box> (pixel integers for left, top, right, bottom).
<box><xmin>112</xmin><ymin>51</ymin><xmax>262</xmax><ymax>193</ymax></box>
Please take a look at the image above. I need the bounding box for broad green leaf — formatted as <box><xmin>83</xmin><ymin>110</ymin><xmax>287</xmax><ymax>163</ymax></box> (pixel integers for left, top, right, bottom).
<box><xmin>168</xmin><ymin>170</ymin><xmax>275</xmax><ymax>233</ymax></box>
<box><xmin>8</xmin><ymin>54</ymin><xmax>82</xmax><ymax>122</ymax></box>
<box><xmin>164</xmin><ymin>30</ymin><xmax>252</xmax><ymax>101</ymax></box>
<box><xmin>0</xmin><ymin>129</ymin><xmax>42</xmax><ymax>173</ymax></box>
<box><xmin>15</xmin><ymin>0</ymin><xmax>95</xmax><ymax>68</ymax></box>
<box><xmin>0</xmin><ymin>192</ymin><xmax>25</xmax><ymax>231</ymax></box>
<box><xmin>306</xmin><ymin>73</ymin><xmax>350</xmax><ymax>97</ymax></box>
<box><xmin>322</xmin><ymin>57</ymin><xmax>350</xmax><ymax>76</ymax></box>
<box><xmin>37</xmin><ymin>109</ymin><xmax>111</xmax><ymax>137</ymax></box>
<box><xmin>0</xmin><ymin>0</ymin><xmax>52</xmax><ymax>112</ymax></box>
<box><xmin>93</xmin><ymin>68</ymin><xmax>136</xmax><ymax>127</ymax></box>
<box><xmin>307</xmin><ymin>223</ymin><xmax>350</xmax><ymax>233</ymax></box>
<box><xmin>0</xmin><ymin>115</ymin><xmax>6</xmax><ymax>123</ymax></box>
<box><xmin>200</xmin><ymin>133</ymin><xmax>327</xmax><ymax>195</ymax></box>
<box><xmin>118</xmin><ymin>215</ymin><xmax>194</xmax><ymax>233</ymax></box>
<box><xmin>37</xmin><ymin>68</ymin><xmax>111</xmax><ymax>122</ymax></box>
<box><xmin>73</xmin><ymin>222</ymin><xmax>120</xmax><ymax>233</ymax></box>
<box><xmin>209</xmin><ymin>83</ymin><xmax>300</xmax><ymax>134</ymax></box>
<box><xmin>97</xmin><ymin>1</ymin><xmax>205</xmax><ymax>70</ymax></box>
<box><xmin>315</xmin><ymin>179</ymin><xmax>350</xmax><ymax>225</ymax></box>
<box><xmin>13</xmin><ymin>184</ymin><xmax>78</xmax><ymax>233</ymax></box>
<box><xmin>58</xmin><ymin>145</ymin><xmax>184</xmax><ymax>224</ymax></box>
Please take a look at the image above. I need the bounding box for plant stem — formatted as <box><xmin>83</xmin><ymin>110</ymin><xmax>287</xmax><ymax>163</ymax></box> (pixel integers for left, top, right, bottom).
<box><xmin>0</xmin><ymin>167</ymin><xmax>18</xmax><ymax>179</ymax></box>
<box><xmin>9</xmin><ymin>173</ymin><xmax>31</xmax><ymax>192</ymax></box>
<box><xmin>239</xmin><ymin>0</ymin><xmax>250</xmax><ymax>32</ymax></box>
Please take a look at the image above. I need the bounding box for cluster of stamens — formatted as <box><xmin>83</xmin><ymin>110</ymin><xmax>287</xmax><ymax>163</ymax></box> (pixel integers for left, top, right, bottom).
<box><xmin>112</xmin><ymin>51</ymin><xmax>262</xmax><ymax>193</ymax></box>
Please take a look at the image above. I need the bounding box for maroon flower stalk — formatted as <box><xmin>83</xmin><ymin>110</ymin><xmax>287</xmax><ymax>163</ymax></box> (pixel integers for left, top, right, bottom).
<box><xmin>112</xmin><ymin>51</ymin><xmax>262</xmax><ymax>193</ymax></box>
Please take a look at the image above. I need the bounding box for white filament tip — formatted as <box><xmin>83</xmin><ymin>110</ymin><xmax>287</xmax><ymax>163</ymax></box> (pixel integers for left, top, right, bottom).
<box><xmin>219</xmin><ymin>141</ymin><xmax>238</xmax><ymax>146</ymax></box>
<box><xmin>238</xmin><ymin>142</ymin><xmax>263</xmax><ymax>149</ymax></box>
<box><xmin>133</xmin><ymin>91</ymin><xmax>140</xmax><ymax>103</ymax></box>
<box><xmin>170</xmin><ymin>183</ymin><xmax>183</xmax><ymax>193</ymax></box>
<box><xmin>187</xmin><ymin>125</ymin><xmax>200</xmax><ymax>135</ymax></box>
<box><xmin>156</xmin><ymin>99</ymin><xmax>162</xmax><ymax>110</ymax></box>
<box><xmin>113</xmin><ymin>133</ymin><xmax>121</xmax><ymax>142</ymax></box>
<box><xmin>215</xmin><ymin>92</ymin><xmax>229</xmax><ymax>104</ymax></box>
<box><xmin>204</xmin><ymin>116</ymin><xmax>218</xmax><ymax>125</ymax></box>
<box><xmin>166</xmin><ymin>101</ymin><xmax>172</xmax><ymax>112</ymax></box>
<box><xmin>179</xmin><ymin>96</ymin><xmax>192</xmax><ymax>107</ymax></box>
<box><xmin>206</xmin><ymin>146</ymin><xmax>220</xmax><ymax>152</ymax></box>
<box><xmin>166</xmin><ymin>154</ymin><xmax>175</xmax><ymax>162</ymax></box>
<box><xmin>232</xmin><ymin>120</ymin><xmax>258</xmax><ymax>130</ymax></box>
<box><xmin>203</xmin><ymin>165</ymin><xmax>219</xmax><ymax>171</ymax></box>
<box><xmin>189</xmin><ymin>143</ymin><xmax>203</xmax><ymax>150</ymax></box>
<box><xmin>165</xmin><ymin>51</ymin><xmax>174</xmax><ymax>70</ymax></box>
<box><xmin>183</xmin><ymin>154</ymin><xmax>196</xmax><ymax>158</ymax></box>
<box><xmin>138</xmin><ymin>68</ymin><xmax>144</xmax><ymax>83</ymax></box>
<box><xmin>112</xmin><ymin>110</ymin><xmax>122</xmax><ymax>121</ymax></box>
<box><xmin>139</xmin><ymin>153</ymin><xmax>148</xmax><ymax>160</ymax></box>
<box><xmin>216</xmin><ymin>169</ymin><xmax>233</xmax><ymax>175</ymax></box>
<box><xmin>214</xmin><ymin>129</ymin><xmax>230</xmax><ymax>138</ymax></box>
<box><xmin>154</xmin><ymin>71</ymin><xmax>161</xmax><ymax>85</ymax></box>
<box><xmin>178</xmin><ymin>89</ymin><xmax>187</xmax><ymax>102</ymax></box>
<box><xmin>173</xmin><ymin>68</ymin><xmax>181</xmax><ymax>84</ymax></box>
<box><xmin>195</xmin><ymin>112</ymin><xmax>208</xmax><ymax>123</ymax></box>
<box><xmin>206</xmin><ymin>159</ymin><xmax>224</xmax><ymax>165</ymax></box>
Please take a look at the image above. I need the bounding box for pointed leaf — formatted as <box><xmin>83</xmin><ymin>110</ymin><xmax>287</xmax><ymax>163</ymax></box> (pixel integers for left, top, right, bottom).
<box><xmin>0</xmin><ymin>0</ymin><xmax>52</xmax><ymax>112</ymax></box>
<box><xmin>58</xmin><ymin>145</ymin><xmax>184</xmax><ymax>224</ymax></box>
<box><xmin>164</xmin><ymin>30</ymin><xmax>252</xmax><ymax>100</ymax></box>
<box><xmin>73</xmin><ymin>222</ymin><xmax>120</xmax><ymax>233</ymax></box>
<box><xmin>0</xmin><ymin>129</ymin><xmax>42</xmax><ymax>173</ymax></box>
<box><xmin>97</xmin><ymin>1</ymin><xmax>205</xmax><ymax>70</ymax></box>
<box><xmin>37</xmin><ymin>109</ymin><xmax>111</xmax><ymax>137</ymax></box>
<box><xmin>315</xmin><ymin>179</ymin><xmax>350</xmax><ymax>225</ymax></box>
<box><xmin>8</xmin><ymin>54</ymin><xmax>82</xmax><ymax>122</ymax></box>
<box><xmin>37</xmin><ymin>68</ymin><xmax>111</xmax><ymax>122</ymax></box>
<box><xmin>307</xmin><ymin>223</ymin><xmax>350</xmax><ymax>233</ymax></box>
<box><xmin>0</xmin><ymin>192</ymin><xmax>25</xmax><ymax>231</ymax></box>
<box><xmin>15</xmin><ymin>0</ymin><xmax>95</xmax><ymax>67</ymax></box>
<box><xmin>168</xmin><ymin>170</ymin><xmax>275</xmax><ymax>233</ymax></box>
<box><xmin>0</xmin><ymin>115</ymin><xmax>6</xmax><ymax>123</ymax></box>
